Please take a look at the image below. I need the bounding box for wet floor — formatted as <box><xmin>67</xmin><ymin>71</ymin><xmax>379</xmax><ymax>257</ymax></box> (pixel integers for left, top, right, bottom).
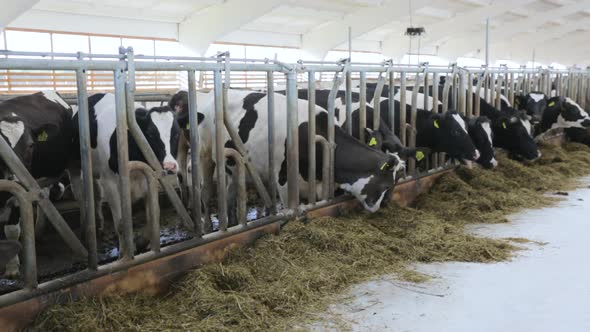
<box><xmin>312</xmin><ymin>177</ymin><xmax>590</xmax><ymax>332</ymax></box>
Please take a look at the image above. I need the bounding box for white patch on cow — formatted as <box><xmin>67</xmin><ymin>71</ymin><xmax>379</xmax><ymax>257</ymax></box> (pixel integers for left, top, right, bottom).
<box><xmin>42</xmin><ymin>91</ymin><xmax>70</xmax><ymax>109</ymax></box>
<box><xmin>393</xmin><ymin>90</ymin><xmax>441</xmax><ymax>110</ymax></box>
<box><xmin>364</xmin><ymin>190</ymin><xmax>386</xmax><ymax>213</ymax></box>
<box><xmin>0</xmin><ymin>121</ymin><xmax>25</xmax><ymax>148</ymax></box>
<box><xmin>451</xmin><ymin>113</ymin><xmax>468</xmax><ymax>134</ymax></box>
<box><xmin>71</xmin><ymin>105</ymin><xmax>79</xmax><ymax>115</ymax></box>
<box><xmin>387</xmin><ymin>152</ymin><xmax>405</xmax><ymax>182</ymax></box>
<box><xmin>150</xmin><ymin>111</ymin><xmax>177</xmax><ymax>167</ymax></box>
<box><xmin>481</xmin><ymin>122</ymin><xmax>493</xmax><ymax>147</ymax></box>
<box><xmin>565</xmin><ymin>97</ymin><xmax>590</xmax><ymax>118</ymax></box>
<box><xmin>529</xmin><ymin>93</ymin><xmax>545</xmax><ymax>103</ymax></box>
<box><xmin>476</xmin><ymin>87</ymin><xmax>511</xmax><ymax>107</ymax></box>
<box><xmin>520</xmin><ymin>119</ymin><xmax>533</xmax><ymax>137</ymax></box>
<box><xmin>339</xmin><ymin>176</ymin><xmax>371</xmax><ymax>202</ymax></box>
<box><xmin>490</xmin><ymin>158</ymin><xmax>498</xmax><ymax>167</ymax></box>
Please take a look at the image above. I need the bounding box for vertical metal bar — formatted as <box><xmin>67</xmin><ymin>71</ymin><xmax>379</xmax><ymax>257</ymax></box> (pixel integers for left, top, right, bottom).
<box><xmin>307</xmin><ymin>70</ymin><xmax>316</xmax><ymax>205</ymax></box>
<box><xmin>459</xmin><ymin>71</ymin><xmax>466</xmax><ymax>116</ymax></box>
<box><xmin>489</xmin><ymin>73</ymin><xmax>496</xmax><ymax>105</ymax></box>
<box><xmin>372</xmin><ymin>74</ymin><xmax>384</xmax><ymax>130</ymax></box>
<box><xmin>345</xmin><ymin>70</ymin><xmax>352</xmax><ymax>135</ymax></box>
<box><xmin>267</xmin><ymin>70</ymin><xmax>277</xmax><ymax>212</ymax></box>
<box><xmin>327</xmin><ymin>72</ymin><xmax>341</xmax><ymax>198</ymax></box>
<box><xmin>286</xmin><ymin>71</ymin><xmax>299</xmax><ymax>209</ymax></box>
<box><xmin>388</xmin><ymin>69</ymin><xmax>395</xmax><ymax>131</ymax></box>
<box><xmin>187</xmin><ymin>70</ymin><xmax>202</xmax><ymax>236</ymax></box>
<box><xmin>359</xmin><ymin>71</ymin><xmax>367</xmax><ymax>143</ymax></box>
<box><xmin>399</xmin><ymin>72</ymin><xmax>407</xmax><ymax>146</ymax></box>
<box><xmin>75</xmin><ymin>65</ymin><xmax>98</xmax><ymax>270</ymax></box>
<box><xmin>495</xmin><ymin>74</ymin><xmax>503</xmax><ymax>110</ymax></box>
<box><xmin>423</xmin><ymin>71</ymin><xmax>429</xmax><ymax>111</ymax></box>
<box><xmin>114</xmin><ymin>69</ymin><xmax>134</xmax><ymax>260</ymax></box>
<box><xmin>466</xmin><ymin>72</ymin><xmax>473</xmax><ymax>117</ymax></box>
<box><xmin>431</xmin><ymin>71</ymin><xmax>439</xmax><ymax>169</ymax></box>
<box><xmin>509</xmin><ymin>72</ymin><xmax>515</xmax><ymax>105</ymax></box>
<box><xmin>409</xmin><ymin>74</ymin><xmax>421</xmax><ymax>174</ymax></box>
<box><xmin>474</xmin><ymin>72</ymin><xmax>486</xmax><ymax>117</ymax></box>
<box><xmin>213</xmin><ymin>69</ymin><xmax>228</xmax><ymax>231</ymax></box>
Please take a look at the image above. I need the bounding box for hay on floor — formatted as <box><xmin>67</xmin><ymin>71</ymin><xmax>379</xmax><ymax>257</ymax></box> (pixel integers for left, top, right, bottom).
<box><xmin>31</xmin><ymin>143</ymin><xmax>590</xmax><ymax>332</ymax></box>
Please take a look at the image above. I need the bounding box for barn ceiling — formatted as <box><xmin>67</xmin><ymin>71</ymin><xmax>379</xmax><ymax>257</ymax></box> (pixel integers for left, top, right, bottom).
<box><xmin>2</xmin><ymin>0</ymin><xmax>590</xmax><ymax>65</ymax></box>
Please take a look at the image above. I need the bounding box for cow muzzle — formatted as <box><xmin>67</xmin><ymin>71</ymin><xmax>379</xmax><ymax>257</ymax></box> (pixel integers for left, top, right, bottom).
<box><xmin>163</xmin><ymin>161</ymin><xmax>178</xmax><ymax>174</ymax></box>
<box><xmin>473</xmin><ymin>149</ymin><xmax>481</xmax><ymax>161</ymax></box>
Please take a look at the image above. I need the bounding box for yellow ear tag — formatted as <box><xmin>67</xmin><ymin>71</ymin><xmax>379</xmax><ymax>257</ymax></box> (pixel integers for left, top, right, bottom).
<box><xmin>502</xmin><ymin>122</ymin><xmax>507</xmax><ymax>129</ymax></box>
<box><xmin>368</xmin><ymin>137</ymin><xmax>377</xmax><ymax>146</ymax></box>
<box><xmin>37</xmin><ymin>131</ymin><xmax>48</xmax><ymax>142</ymax></box>
<box><xmin>186</xmin><ymin>123</ymin><xmax>190</xmax><ymax>130</ymax></box>
<box><xmin>548</xmin><ymin>101</ymin><xmax>555</xmax><ymax>107</ymax></box>
<box><xmin>380</xmin><ymin>162</ymin><xmax>389</xmax><ymax>171</ymax></box>
<box><xmin>416</xmin><ymin>150</ymin><xmax>425</xmax><ymax>161</ymax></box>
<box><xmin>433</xmin><ymin>119</ymin><xmax>440</xmax><ymax>129</ymax></box>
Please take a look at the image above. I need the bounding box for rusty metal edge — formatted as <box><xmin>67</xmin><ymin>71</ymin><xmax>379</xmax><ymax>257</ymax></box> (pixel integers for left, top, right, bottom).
<box><xmin>0</xmin><ymin>167</ymin><xmax>455</xmax><ymax>331</ymax></box>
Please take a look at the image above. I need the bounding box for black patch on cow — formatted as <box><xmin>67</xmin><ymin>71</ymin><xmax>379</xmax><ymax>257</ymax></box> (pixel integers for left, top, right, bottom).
<box><xmin>225</xmin><ymin>93</ymin><xmax>264</xmax><ymax>166</ymax></box>
<box><xmin>278</xmin><ymin>138</ymin><xmax>288</xmax><ymax>186</ymax></box>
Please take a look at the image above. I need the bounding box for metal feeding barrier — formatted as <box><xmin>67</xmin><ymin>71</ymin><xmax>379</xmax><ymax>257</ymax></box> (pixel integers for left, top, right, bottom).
<box><xmin>0</xmin><ymin>48</ymin><xmax>588</xmax><ymax>311</ymax></box>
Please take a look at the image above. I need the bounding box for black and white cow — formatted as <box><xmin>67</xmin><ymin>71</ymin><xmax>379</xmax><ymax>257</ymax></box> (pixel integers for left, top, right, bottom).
<box><xmin>0</xmin><ymin>240</ymin><xmax>21</xmax><ymax>275</ymax></box>
<box><xmin>364</xmin><ymin>84</ymin><xmax>499</xmax><ymax>167</ymax></box>
<box><xmin>70</xmin><ymin>93</ymin><xmax>181</xmax><ymax>255</ymax></box>
<box><xmin>0</xmin><ymin>91</ymin><xmax>75</xmax><ymax>277</ymax></box>
<box><xmin>290</xmin><ymin>89</ymin><xmax>420</xmax><ymax>159</ymax></box>
<box><xmin>541</xmin><ymin>96</ymin><xmax>590</xmax><ymax>144</ymax></box>
<box><xmin>514</xmin><ymin>92</ymin><xmax>547</xmax><ymax>125</ymax></box>
<box><xmin>472</xmin><ymin>93</ymin><xmax>540</xmax><ymax>160</ymax></box>
<box><xmin>178</xmin><ymin>89</ymin><xmax>404</xmax><ymax>215</ymax></box>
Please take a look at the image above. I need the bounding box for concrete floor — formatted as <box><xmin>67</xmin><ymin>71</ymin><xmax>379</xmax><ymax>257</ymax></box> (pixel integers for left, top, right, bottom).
<box><xmin>312</xmin><ymin>177</ymin><xmax>590</xmax><ymax>332</ymax></box>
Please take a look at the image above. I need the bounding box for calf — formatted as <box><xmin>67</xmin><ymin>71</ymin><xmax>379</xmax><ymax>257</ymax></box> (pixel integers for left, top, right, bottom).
<box><xmin>541</xmin><ymin>96</ymin><xmax>590</xmax><ymax>144</ymax></box>
<box><xmin>0</xmin><ymin>91</ymin><xmax>75</xmax><ymax>277</ymax></box>
<box><xmin>71</xmin><ymin>93</ymin><xmax>181</xmax><ymax>255</ymax></box>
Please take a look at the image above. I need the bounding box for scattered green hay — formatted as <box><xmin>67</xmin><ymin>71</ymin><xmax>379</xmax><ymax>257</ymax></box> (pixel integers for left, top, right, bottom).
<box><xmin>31</xmin><ymin>143</ymin><xmax>590</xmax><ymax>332</ymax></box>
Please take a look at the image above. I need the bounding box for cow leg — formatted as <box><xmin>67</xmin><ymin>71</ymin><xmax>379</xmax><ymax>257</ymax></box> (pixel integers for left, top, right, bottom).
<box><xmin>101</xmin><ymin>175</ymin><xmax>125</xmax><ymax>258</ymax></box>
<box><xmin>278</xmin><ymin>183</ymin><xmax>289</xmax><ymax>209</ymax></box>
<box><xmin>200</xmin><ymin>158</ymin><xmax>215</xmax><ymax>233</ymax></box>
<box><xmin>227</xmin><ymin>173</ymin><xmax>238</xmax><ymax>227</ymax></box>
<box><xmin>3</xmin><ymin>223</ymin><xmax>20</xmax><ymax>278</ymax></box>
<box><xmin>94</xmin><ymin>179</ymin><xmax>105</xmax><ymax>231</ymax></box>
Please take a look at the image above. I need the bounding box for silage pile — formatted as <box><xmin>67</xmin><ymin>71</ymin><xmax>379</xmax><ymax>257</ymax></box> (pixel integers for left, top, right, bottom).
<box><xmin>31</xmin><ymin>143</ymin><xmax>590</xmax><ymax>332</ymax></box>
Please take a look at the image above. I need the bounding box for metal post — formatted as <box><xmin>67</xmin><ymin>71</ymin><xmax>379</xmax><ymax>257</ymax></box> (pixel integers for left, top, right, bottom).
<box><xmin>423</xmin><ymin>71</ymin><xmax>429</xmax><ymax>111</ymax></box>
<box><xmin>388</xmin><ymin>68</ymin><xmax>395</xmax><ymax>132</ymax></box>
<box><xmin>345</xmin><ymin>69</ymin><xmax>352</xmax><ymax>135</ymax></box>
<box><xmin>508</xmin><ymin>72</ymin><xmax>515</xmax><ymax>105</ymax></box>
<box><xmin>224</xmin><ymin>149</ymin><xmax>247</xmax><ymax>226</ymax></box>
<box><xmin>286</xmin><ymin>70</ymin><xmax>299</xmax><ymax>209</ymax></box>
<box><xmin>213</xmin><ymin>69</ymin><xmax>228</xmax><ymax>230</ymax></box>
<box><xmin>495</xmin><ymin>74</ymin><xmax>503</xmax><ymax>110</ymax></box>
<box><xmin>187</xmin><ymin>70</ymin><xmax>202</xmax><ymax>236</ymax></box>
<box><xmin>267</xmin><ymin>70</ymin><xmax>277</xmax><ymax>212</ymax></box>
<box><xmin>432</xmin><ymin>71</ymin><xmax>439</xmax><ymax>169</ymax></box>
<box><xmin>359</xmin><ymin>71</ymin><xmax>367</xmax><ymax>143</ymax></box>
<box><xmin>114</xmin><ymin>69</ymin><xmax>134</xmax><ymax>260</ymax></box>
<box><xmin>75</xmin><ymin>65</ymin><xmax>97</xmax><ymax>270</ymax></box>
<box><xmin>474</xmin><ymin>71</ymin><xmax>486</xmax><ymax>117</ymax></box>
<box><xmin>307</xmin><ymin>70</ymin><xmax>316</xmax><ymax>204</ymax></box>
<box><xmin>459</xmin><ymin>71</ymin><xmax>466</xmax><ymax>116</ymax></box>
<box><xmin>409</xmin><ymin>74</ymin><xmax>421</xmax><ymax>174</ymax></box>
<box><xmin>399</xmin><ymin>72</ymin><xmax>407</xmax><ymax>146</ymax></box>
<box><xmin>372</xmin><ymin>74</ymin><xmax>385</xmax><ymax>130</ymax></box>
<box><xmin>466</xmin><ymin>72</ymin><xmax>473</xmax><ymax>117</ymax></box>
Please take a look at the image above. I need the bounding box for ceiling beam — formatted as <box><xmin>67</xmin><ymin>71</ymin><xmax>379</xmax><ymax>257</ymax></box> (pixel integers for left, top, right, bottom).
<box><xmin>300</xmin><ymin>0</ymin><xmax>431</xmax><ymax>60</ymax></box>
<box><xmin>381</xmin><ymin>0</ymin><xmax>535</xmax><ymax>58</ymax></box>
<box><xmin>0</xmin><ymin>0</ymin><xmax>39</xmax><ymax>33</ymax></box>
<box><xmin>438</xmin><ymin>0</ymin><xmax>590</xmax><ymax>60</ymax></box>
<box><xmin>179</xmin><ymin>0</ymin><xmax>283</xmax><ymax>55</ymax></box>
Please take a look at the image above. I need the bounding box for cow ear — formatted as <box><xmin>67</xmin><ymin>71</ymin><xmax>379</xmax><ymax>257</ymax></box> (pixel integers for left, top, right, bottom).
<box><xmin>135</xmin><ymin>108</ymin><xmax>150</xmax><ymax>128</ymax></box>
<box><xmin>380</xmin><ymin>153</ymin><xmax>404</xmax><ymax>172</ymax></box>
<box><xmin>198</xmin><ymin>112</ymin><xmax>205</xmax><ymax>125</ymax></box>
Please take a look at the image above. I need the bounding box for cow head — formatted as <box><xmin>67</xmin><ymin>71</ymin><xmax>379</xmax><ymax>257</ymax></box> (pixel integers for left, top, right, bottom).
<box><xmin>515</xmin><ymin>92</ymin><xmax>547</xmax><ymax>124</ymax></box>
<box><xmin>363</xmin><ymin>127</ymin><xmax>428</xmax><ymax>162</ymax></box>
<box><xmin>169</xmin><ymin>91</ymin><xmax>205</xmax><ymax>138</ymax></box>
<box><xmin>0</xmin><ymin>113</ymin><xmax>35</xmax><ymax>174</ymax></box>
<box><xmin>493</xmin><ymin>109</ymin><xmax>540</xmax><ymax>160</ymax></box>
<box><xmin>467</xmin><ymin>116</ymin><xmax>497</xmax><ymax>168</ymax></box>
<box><xmin>337</xmin><ymin>152</ymin><xmax>404</xmax><ymax>213</ymax></box>
<box><xmin>135</xmin><ymin>106</ymin><xmax>181</xmax><ymax>174</ymax></box>
<box><xmin>429</xmin><ymin>111</ymin><xmax>479</xmax><ymax>164</ymax></box>
<box><xmin>546</xmin><ymin>96</ymin><xmax>590</xmax><ymax>129</ymax></box>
